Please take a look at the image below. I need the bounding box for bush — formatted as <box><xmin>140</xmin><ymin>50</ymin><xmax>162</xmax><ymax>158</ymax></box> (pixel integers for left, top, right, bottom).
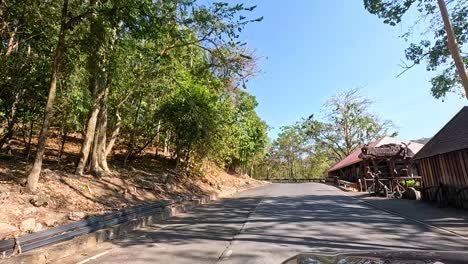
<box><xmin>400</xmin><ymin>179</ymin><xmax>420</xmax><ymax>188</ymax></box>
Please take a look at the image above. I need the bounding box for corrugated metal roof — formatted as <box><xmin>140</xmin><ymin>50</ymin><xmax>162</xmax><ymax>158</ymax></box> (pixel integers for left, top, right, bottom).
<box><xmin>413</xmin><ymin>106</ymin><xmax>468</xmax><ymax>160</ymax></box>
<box><xmin>327</xmin><ymin>136</ymin><xmax>424</xmax><ymax>172</ymax></box>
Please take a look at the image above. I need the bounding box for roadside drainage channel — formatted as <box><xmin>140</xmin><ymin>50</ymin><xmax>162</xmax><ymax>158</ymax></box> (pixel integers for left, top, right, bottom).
<box><xmin>0</xmin><ymin>194</ymin><xmax>218</xmax><ymax>264</ymax></box>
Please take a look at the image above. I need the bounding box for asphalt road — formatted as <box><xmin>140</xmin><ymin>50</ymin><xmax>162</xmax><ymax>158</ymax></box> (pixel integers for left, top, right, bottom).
<box><xmin>82</xmin><ymin>183</ymin><xmax>468</xmax><ymax>264</ymax></box>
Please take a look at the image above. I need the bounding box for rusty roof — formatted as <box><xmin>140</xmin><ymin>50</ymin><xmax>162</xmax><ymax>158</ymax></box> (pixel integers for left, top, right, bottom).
<box><xmin>413</xmin><ymin>106</ymin><xmax>468</xmax><ymax>160</ymax></box>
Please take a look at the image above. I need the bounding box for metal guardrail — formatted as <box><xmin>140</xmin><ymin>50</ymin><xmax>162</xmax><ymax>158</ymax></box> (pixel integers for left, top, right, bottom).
<box><xmin>0</xmin><ymin>198</ymin><xmax>184</xmax><ymax>256</ymax></box>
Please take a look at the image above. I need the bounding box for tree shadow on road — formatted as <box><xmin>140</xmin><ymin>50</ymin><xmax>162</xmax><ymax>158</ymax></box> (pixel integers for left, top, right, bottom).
<box><xmin>100</xmin><ymin>186</ymin><xmax>468</xmax><ymax>263</ymax></box>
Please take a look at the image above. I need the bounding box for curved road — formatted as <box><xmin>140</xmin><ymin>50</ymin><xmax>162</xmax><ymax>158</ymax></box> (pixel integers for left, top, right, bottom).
<box><xmin>81</xmin><ymin>183</ymin><xmax>468</xmax><ymax>264</ymax></box>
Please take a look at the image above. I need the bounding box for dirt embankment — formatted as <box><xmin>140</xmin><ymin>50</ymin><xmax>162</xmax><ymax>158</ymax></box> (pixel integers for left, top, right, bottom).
<box><xmin>0</xmin><ymin>136</ymin><xmax>265</xmax><ymax>240</ymax></box>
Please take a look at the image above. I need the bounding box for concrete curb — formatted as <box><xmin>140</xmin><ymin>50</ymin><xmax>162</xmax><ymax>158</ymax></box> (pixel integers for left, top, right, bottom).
<box><xmin>0</xmin><ymin>194</ymin><xmax>219</xmax><ymax>264</ymax></box>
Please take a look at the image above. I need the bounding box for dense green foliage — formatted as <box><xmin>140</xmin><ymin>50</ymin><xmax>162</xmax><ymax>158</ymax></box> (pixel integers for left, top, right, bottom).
<box><xmin>252</xmin><ymin>89</ymin><xmax>396</xmax><ymax>180</ymax></box>
<box><xmin>252</xmin><ymin>125</ymin><xmax>332</xmax><ymax>180</ymax></box>
<box><xmin>0</xmin><ymin>0</ymin><xmax>268</xmax><ymax>185</ymax></box>
<box><xmin>1</xmin><ymin>1</ymin><xmax>400</xmax><ymax>188</ymax></box>
<box><xmin>303</xmin><ymin>89</ymin><xmax>396</xmax><ymax>161</ymax></box>
<box><xmin>363</xmin><ymin>0</ymin><xmax>468</xmax><ymax>99</ymax></box>
<box><xmin>400</xmin><ymin>179</ymin><xmax>420</xmax><ymax>187</ymax></box>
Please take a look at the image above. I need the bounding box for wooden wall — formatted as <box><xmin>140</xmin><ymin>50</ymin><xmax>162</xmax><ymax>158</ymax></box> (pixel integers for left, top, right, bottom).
<box><xmin>327</xmin><ymin>163</ymin><xmax>362</xmax><ymax>181</ymax></box>
<box><xmin>418</xmin><ymin>149</ymin><xmax>468</xmax><ymax>188</ymax></box>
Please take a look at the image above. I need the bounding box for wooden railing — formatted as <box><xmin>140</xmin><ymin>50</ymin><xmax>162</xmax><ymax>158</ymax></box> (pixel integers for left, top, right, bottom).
<box><xmin>337</xmin><ymin>179</ymin><xmax>353</xmax><ymax>188</ymax></box>
<box><xmin>362</xmin><ymin>176</ymin><xmax>422</xmax><ymax>194</ymax></box>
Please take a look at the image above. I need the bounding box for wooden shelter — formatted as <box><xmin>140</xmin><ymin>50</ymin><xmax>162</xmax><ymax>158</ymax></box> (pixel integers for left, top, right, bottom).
<box><xmin>413</xmin><ymin>106</ymin><xmax>468</xmax><ymax>208</ymax></box>
<box><xmin>359</xmin><ymin>142</ymin><xmax>422</xmax><ymax>197</ymax></box>
<box><xmin>327</xmin><ymin>136</ymin><xmax>424</xmax><ymax>182</ymax></box>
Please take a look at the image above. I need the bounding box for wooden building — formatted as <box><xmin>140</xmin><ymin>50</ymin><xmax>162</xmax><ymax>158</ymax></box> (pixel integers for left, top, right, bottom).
<box><xmin>413</xmin><ymin>107</ymin><xmax>468</xmax><ymax>208</ymax></box>
<box><xmin>327</xmin><ymin>136</ymin><xmax>424</xmax><ymax>182</ymax></box>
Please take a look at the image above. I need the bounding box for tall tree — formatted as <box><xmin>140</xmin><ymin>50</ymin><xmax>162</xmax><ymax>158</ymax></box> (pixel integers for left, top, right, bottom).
<box><xmin>436</xmin><ymin>0</ymin><xmax>468</xmax><ymax>97</ymax></box>
<box><xmin>73</xmin><ymin>0</ymin><xmax>263</xmax><ymax>175</ymax></box>
<box><xmin>364</xmin><ymin>0</ymin><xmax>468</xmax><ymax>99</ymax></box>
<box><xmin>27</xmin><ymin>0</ymin><xmax>86</xmax><ymax>192</ymax></box>
<box><xmin>1</xmin><ymin>0</ymin><xmax>267</xmax><ymax>192</ymax></box>
<box><xmin>0</xmin><ymin>1</ymin><xmax>54</xmax><ymax>152</ymax></box>
<box><xmin>271</xmin><ymin>126</ymin><xmax>307</xmax><ymax>179</ymax></box>
<box><xmin>252</xmin><ymin>123</ymin><xmax>332</xmax><ymax>180</ymax></box>
<box><xmin>75</xmin><ymin>0</ymin><xmax>110</xmax><ymax>176</ymax></box>
<box><xmin>303</xmin><ymin>89</ymin><xmax>396</xmax><ymax>161</ymax></box>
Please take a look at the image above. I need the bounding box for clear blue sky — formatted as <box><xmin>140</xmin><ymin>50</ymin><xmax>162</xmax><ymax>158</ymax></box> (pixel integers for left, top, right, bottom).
<box><xmin>234</xmin><ymin>0</ymin><xmax>467</xmax><ymax>140</ymax></box>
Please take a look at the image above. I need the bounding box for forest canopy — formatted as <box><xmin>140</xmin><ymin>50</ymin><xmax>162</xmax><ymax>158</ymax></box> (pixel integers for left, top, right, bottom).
<box><xmin>0</xmin><ymin>0</ymin><xmax>267</xmax><ymax>192</ymax></box>
<box><xmin>1</xmin><ymin>1</ymin><xmax>399</xmax><ymax>191</ymax></box>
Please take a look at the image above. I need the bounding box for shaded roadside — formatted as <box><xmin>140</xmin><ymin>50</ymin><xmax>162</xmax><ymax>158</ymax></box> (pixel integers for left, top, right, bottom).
<box><xmin>342</xmin><ymin>187</ymin><xmax>468</xmax><ymax>238</ymax></box>
<box><xmin>77</xmin><ymin>183</ymin><xmax>468</xmax><ymax>264</ymax></box>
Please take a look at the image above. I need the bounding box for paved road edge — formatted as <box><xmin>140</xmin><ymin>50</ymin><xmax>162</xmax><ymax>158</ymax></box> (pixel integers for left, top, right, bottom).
<box><xmin>0</xmin><ymin>184</ymin><xmax>265</xmax><ymax>264</ymax></box>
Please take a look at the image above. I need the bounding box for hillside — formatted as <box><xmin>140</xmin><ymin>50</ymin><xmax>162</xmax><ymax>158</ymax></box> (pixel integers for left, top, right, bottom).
<box><xmin>0</xmin><ymin>135</ymin><xmax>264</xmax><ymax>240</ymax></box>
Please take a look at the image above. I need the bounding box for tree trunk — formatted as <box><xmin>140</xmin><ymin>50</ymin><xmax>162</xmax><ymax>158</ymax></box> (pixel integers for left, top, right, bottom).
<box><xmin>21</xmin><ymin>121</ymin><xmax>28</xmax><ymax>145</ymax></box>
<box><xmin>5</xmin><ymin>27</ymin><xmax>17</xmax><ymax>56</ymax></box>
<box><xmin>102</xmin><ymin>92</ymin><xmax>131</xmax><ymax>160</ymax></box>
<box><xmin>58</xmin><ymin>127</ymin><xmax>68</xmax><ymax>163</ymax></box>
<box><xmin>91</xmin><ymin>86</ymin><xmax>110</xmax><ymax>176</ymax></box>
<box><xmin>0</xmin><ymin>92</ymin><xmax>20</xmax><ymax>150</ymax></box>
<box><xmin>175</xmin><ymin>145</ymin><xmax>181</xmax><ymax>169</ymax></box>
<box><xmin>96</xmin><ymin>24</ymin><xmax>119</xmax><ymax>174</ymax></box>
<box><xmin>124</xmin><ymin>96</ymin><xmax>143</xmax><ymax>166</ymax></box>
<box><xmin>164</xmin><ymin>130</ymin><xmax>170</xmax><ymax>155</ymax></box>
<box><xmin>105</xmin><ymin>110</ymin><xmax>121</xmax><ymax>158</ymax></box>
<box><xmin>154</xmin><ymin>120</ymin><xmax>161</xmax><ymax>157</ymax></box>
<box><xmin>96</xmin><ymin>97</ymin><xmax>110</xmax><ymax>173</ymax></box>
<box><xmin>26</xmin><ymin>118</ymin><xmax>34</xmax><ymax>162</ymax></box>
<box><xmin>27</xmin><ymin>0</ymin><xmax>69</xmax><ymax>193</ymax></box>
<box><xmin>75</xmin><ymin>2</ymin><xmax>107</xmax><ymax>175</ymax></box>
<box><xmin>132</xmin><ymin>132</ymin><xmax>158</xmax><ymax>158</ymax></box>
<box><xmin>89</xmin><ymin>120</ymin><xmax>103</xmax><ymax>177</ymax></box>
<box><xmin>437</xmin><ymin>0</ymin><xmax>468</xmax><ymax>98</ymax></box>
<box><xmin>0</xmin><ymin>125</ymin><xmax>14</xmax><ymax>151</ymax></box>
<box><xmin>75</xmin><ymin>99</ymin><xmax>101</xmax><ymax>175</ymax></box>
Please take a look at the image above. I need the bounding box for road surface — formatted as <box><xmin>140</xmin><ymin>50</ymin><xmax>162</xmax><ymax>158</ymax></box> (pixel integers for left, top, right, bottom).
<box><xmin>81</xmin><ymin>183</ymin><xmax>468</xmax><ymax>264</ymax></box>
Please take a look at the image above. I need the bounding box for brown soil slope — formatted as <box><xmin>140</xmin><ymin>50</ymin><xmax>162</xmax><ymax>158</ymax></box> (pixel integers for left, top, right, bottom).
<box><xmin>0</xmin><ymin>136</ymin><xmax>264</xmax><ymax>240</ymax></box>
